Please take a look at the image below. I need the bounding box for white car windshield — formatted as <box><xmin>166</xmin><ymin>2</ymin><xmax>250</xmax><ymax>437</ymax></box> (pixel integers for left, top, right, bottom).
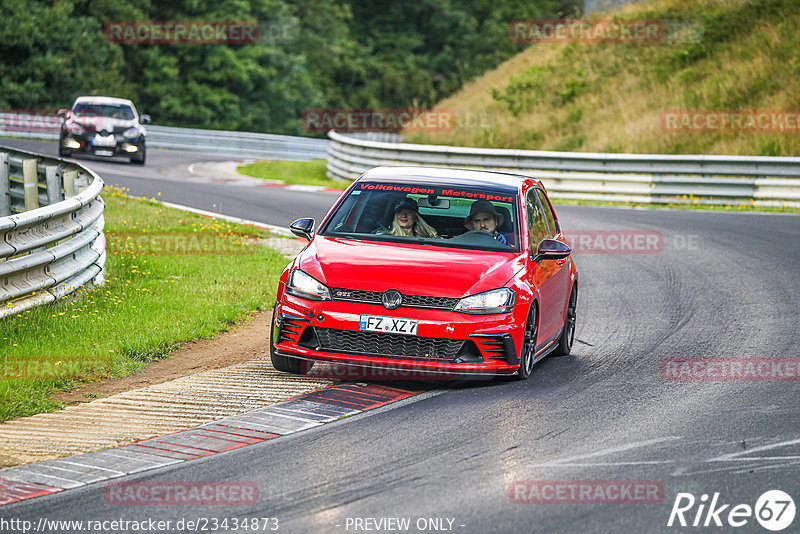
<box><xmin>73</xmin><ymin>103</ymin><xmax>136</xmax><ymax>120</ymax></box>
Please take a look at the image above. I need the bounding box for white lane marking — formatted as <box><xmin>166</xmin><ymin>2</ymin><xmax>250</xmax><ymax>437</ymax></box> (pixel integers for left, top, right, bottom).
<box><xmin>102</xmin><ymin>450</ymin><xmax>175</xmax><ymax>467</ymax></box>
<box><xmin>673</xmin><ymin>458</ymin><xmax>800</xmax><ymax>478</ymax></box>
<box><xmin>530</xmin><ymin>461</ymin><xmax>674</xmax><ymax>467</ymax></box>
<box><xmin>250</xmin><ymin>410</ymin><xmax>328</xmax><ymax>425</ymax></box>
<box><xmin>708</xmin><ymin>437</ymin><xmax>800</xmax><ymax>462</ymax></box>
<box><xmin>3</xmin><ymin>471</ymin><xmax>84</xmax><ymax>488</ymax></box>
<box><xmin>713</xmin><ymin>456</ymin><xmax>800</xmax><ymax>461</ymax></box>
<box><xmin>731</xmin><ymin>460</ymin><xmax>800</xmax><ymax>474</ymax></box>
<box><xmin>158</xmin><ymin>201</ymin><xmax>293</xmax><ymax>236</ymax></box>
<box><xmin>54</xmin><ymin>460</ymin><xmax>126</xmax><ymax>476</ymax></box>
<box><xmin>529</xmin><ymin>436</ymin><xmax>683</xmax><ymax>467</ymax></box>
<box><xmin>285</xmin><ymin>184</ymin><xmax>327</xmax><ymax>192</ymax></box>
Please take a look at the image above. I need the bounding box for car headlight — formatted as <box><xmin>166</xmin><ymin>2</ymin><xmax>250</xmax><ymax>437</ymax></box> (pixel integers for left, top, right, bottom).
<box><xmin>123</xmin><ymin>127</ymin><xmax>141</xmax><ymax>139</ymax></box>
<box><xmin>286</xmin><ymin>269</ymin><xmax>331</xmax><ymax>301</ymax></box>
<box><xmin>454</xmin><ymin>288</ymin><xmax>515</xmax><ymax>314</ymax></box>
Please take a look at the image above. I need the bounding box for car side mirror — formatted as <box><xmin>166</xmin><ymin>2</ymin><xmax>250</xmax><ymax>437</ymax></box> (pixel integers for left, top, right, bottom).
<box><xmin>57</xmin><ymin>109</ymin><xmax>69</xmax><ymax>118</ymax></box>
<box><xmin>532</xmin><ymin>238</ymin><xmax>571</xmax><ymax>262</ymax></box>
<box><xmin>140</xmin><ymin>114</ymin><xmax>151</xmax><ymax>124</ymax></box>
<box><xmin>290</xmin><ymin>218</ymin><xmax>315</xmax><ymax>241</ymax></box>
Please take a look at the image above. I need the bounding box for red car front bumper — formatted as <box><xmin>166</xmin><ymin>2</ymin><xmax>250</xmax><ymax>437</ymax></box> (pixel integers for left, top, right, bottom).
<box><xmin>272</xmin><ymin>291</ymin><xmax>526</xmax><ymax>379</ymax></box>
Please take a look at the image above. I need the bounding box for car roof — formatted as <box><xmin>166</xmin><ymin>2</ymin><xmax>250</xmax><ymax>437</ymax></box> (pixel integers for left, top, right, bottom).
<box><xmin>358</xmin><ymin>166</ymin><xmax>540</xmax><ymax>194</ymax></box>
<box><xmin>73</xmin><ymin>96</ymin><xmax>135</xmax><ymax>107</ymax></box>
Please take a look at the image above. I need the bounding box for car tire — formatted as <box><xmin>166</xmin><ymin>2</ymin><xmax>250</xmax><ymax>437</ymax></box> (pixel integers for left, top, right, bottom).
<box><xmin>58</xmin><ymin>135</ymin><xmax>70</xmax><ymax>157</ymax></box>
<box><xmin>515</xmin><ymin>303</ymin><xmax>538</xmax><ymax>380</ymax></box>
<box><xmin>269</xmin><ymin>312</ymin><xmax>302</xmax><ymax>374</ymax></box>
<box><xmin>130</xmin><ymin>144</ymin><xmax>146</xmax><ymax>165</ymax></box>
<box><xmin>553</xmin><ymin>284</ymin><xmax>577</xmax><ymax>356</ymax></box>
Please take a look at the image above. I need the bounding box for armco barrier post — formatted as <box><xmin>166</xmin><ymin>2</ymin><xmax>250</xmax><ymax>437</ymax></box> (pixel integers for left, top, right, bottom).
<box><xmin>45</xmin><ymin>165</ymin><xmax>62</xmax><ymax>205</ymax></box>
<box><xmin>22</xmin><ymin>158</ymin><xmax>39</xmax><ymax>210</ymax></box>
<box><xmin>63</xmin><ymin>169</ymin><xmax>77</xmax><ymax>197</ymax></box>
<box><xmin>0</xmin><ymin>152</ymin><xmax>9</xmax><ymax>215</ymax></box>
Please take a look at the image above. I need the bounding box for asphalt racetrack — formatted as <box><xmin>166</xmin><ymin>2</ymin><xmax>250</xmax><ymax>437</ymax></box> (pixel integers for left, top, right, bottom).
<box><xmin>3</xmin><ymin>139</ymin><xmax>800</xmax><ymax>533</ymax></box>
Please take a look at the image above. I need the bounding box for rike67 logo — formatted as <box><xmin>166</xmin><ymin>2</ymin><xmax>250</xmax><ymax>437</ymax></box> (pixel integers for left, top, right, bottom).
<box><xmin>668</xmin><ymin>490</ymin><xmax>796</xmax><ymax>531</ymax></box>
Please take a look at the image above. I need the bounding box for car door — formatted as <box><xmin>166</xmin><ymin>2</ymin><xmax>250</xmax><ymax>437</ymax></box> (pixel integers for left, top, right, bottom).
<box><xmin>535</xmin><ymin>188</ymin><xmax>572</xmax><ymax>336</ymax></box>
<box><xmin>524</xmin><ymin>188</ymin><xmax>560</xmax><ymax>346</ymax></box>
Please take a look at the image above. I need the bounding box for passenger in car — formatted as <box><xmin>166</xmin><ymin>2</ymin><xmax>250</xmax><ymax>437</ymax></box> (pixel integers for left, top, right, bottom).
<box><xmin>464</xmin><ymin>199</ymin><xmax>508</xmax><ymax>245</ymax></box>
<box><xmin>382</xmin><ymin>198</ymin><xmax>439</xmax><ymax>238</ymax></box>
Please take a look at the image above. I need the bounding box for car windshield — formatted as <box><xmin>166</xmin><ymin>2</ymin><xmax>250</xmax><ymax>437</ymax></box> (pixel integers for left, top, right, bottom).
<box><xmin>320</xmin><ymin>181</ymin><xmax>521</xmax><ymax>252</ymax></box>
<box><xmin>72</xmin><ymin>103</ymin><xmax>135</xmax><ymax>120</ymax></box>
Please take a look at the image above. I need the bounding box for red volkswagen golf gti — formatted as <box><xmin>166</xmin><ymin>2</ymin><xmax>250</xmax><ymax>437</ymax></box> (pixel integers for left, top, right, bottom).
<box><xmin>270</xmin><ymin>166</ymin><xmax>578</xmax><ymax>380</ymax></box>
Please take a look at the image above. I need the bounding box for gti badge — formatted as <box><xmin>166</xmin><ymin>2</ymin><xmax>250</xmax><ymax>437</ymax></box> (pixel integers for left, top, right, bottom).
<box><xmin>382</xmin><ymin>289</ymin><xmax>402</xmax><ymax>310</ymax></box>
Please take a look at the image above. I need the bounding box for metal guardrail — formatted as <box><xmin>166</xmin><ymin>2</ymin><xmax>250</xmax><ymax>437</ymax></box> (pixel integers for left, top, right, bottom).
<box><xmin>0</xmin><ymin>146</ymin><xmax>105</xmax><ymax>318</ymax></box>
<box><xmin>0</xmin><ymin>112</ymin><xmax>329</xmax><ymax>160</ymax></box>
<box><xmin>326</xmin><ymin>130</ymin><xmax>800</xmax><ymax>207</ymax></box>
<box><xmin>147</xmin><ymin>125</ymin><xmax>328</xmax><ymax>160</ymax></box>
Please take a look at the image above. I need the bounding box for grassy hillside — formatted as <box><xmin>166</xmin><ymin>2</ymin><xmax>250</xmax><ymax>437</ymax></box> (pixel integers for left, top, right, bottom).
<box><xmin>405</xmin><ymin>0</ymin><xmax>800</xmax><ymax>156</ymax></box>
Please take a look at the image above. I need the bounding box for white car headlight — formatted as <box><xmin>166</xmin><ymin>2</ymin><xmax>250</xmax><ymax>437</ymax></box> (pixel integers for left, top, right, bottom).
<box><xmin>286</xmin><ymin>269</ymin><xmax>331</xmax><ymax>301</ymax></box>
<box><xmin>454</xmin><ymin>288</ymin><xmax>515</xmax><ymax>314</ymax></box>
<box><xmin>123</xmin><ymin>126</ymin><xmax>141</xmax><ymax>138</ymax></box>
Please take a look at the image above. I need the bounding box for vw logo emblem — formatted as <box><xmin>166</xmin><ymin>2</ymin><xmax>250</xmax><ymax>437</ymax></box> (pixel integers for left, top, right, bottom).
<box><xmin>382</xmin><ymin>289</ymin><xmax>402</xmax><ymax>310</ymax></box>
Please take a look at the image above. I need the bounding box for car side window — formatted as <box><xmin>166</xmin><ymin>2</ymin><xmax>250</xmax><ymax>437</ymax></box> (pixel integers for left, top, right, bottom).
<box><xmin>535</xmin><ymin>188</ymin><xmax>559</xmax><ymax>237</ymax></box>
<box><xmin>526</xmin><ymin>189</ymin><xmax>549</xmax><ymax>254</ymax></box>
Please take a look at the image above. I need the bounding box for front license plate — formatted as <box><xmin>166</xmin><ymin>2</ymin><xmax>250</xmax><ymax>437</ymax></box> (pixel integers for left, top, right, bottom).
<box><xmin>92</xmin><ymin>134</ymin><xmax>116</xmax><ymax>147</ymax></box>
<box><xmin>94</xmin><ymin>149</ymin><xmax>114</xmax><ymax>156</ymax></box>
<box><xmin>359</xmin><ymin>314</ymin><xmax>418</xmax><ymax>335</ymax></box>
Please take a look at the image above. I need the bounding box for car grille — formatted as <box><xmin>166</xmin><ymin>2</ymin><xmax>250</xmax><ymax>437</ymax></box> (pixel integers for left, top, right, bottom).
<box><xmin>314</xmin><ymin>327</ymin><xmax>465</xmax><ymax>361</ymax></box>
<box><xmin>329</xmin><ymin>288</ymin><xmax>459</xmax><ymax>310</ymax></box>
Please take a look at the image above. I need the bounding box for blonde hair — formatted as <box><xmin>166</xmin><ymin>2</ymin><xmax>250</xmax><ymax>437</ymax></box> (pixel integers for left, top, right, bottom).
<box><xmin>390</xmin><ymin>212</ymin><xmax>439</xmax><ymax>238</ymax></box>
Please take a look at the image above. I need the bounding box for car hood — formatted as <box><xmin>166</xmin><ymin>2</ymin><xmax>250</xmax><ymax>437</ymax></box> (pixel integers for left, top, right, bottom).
<box><xmin>297</xmin><ymin>236</ymin><xmax>524</xmax><ymax>298</ymax></box>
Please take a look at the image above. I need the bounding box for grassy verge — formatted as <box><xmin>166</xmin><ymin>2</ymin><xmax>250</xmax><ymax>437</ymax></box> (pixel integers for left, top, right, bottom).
<box><xmin>237</xmin><ymin>159</ymin><xmax>347</xmax><ymax>189</ymax></box>
<box><xmin>0</xmin><ymin>186</ymin><xmax>291</xmax><ymax>421</ymax></box>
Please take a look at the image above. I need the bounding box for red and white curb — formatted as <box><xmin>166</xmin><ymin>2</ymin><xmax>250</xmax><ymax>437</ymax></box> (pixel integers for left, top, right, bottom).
<box><xmin>0</xmin><ymin>383</ymin><xmax>418</xmax><ymax>506</ymax></box>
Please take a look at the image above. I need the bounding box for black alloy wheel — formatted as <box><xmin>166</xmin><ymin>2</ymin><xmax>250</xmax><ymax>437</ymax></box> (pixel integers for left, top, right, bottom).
<box><xmin>516</xmin><ymin>303</ymin><xmax>538</xmax><ymax>380</ymax></box>
<box><xmin>554</xmin><ymin>285</ymin><xmax>577</xmax><ymax>356</ymax></box>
